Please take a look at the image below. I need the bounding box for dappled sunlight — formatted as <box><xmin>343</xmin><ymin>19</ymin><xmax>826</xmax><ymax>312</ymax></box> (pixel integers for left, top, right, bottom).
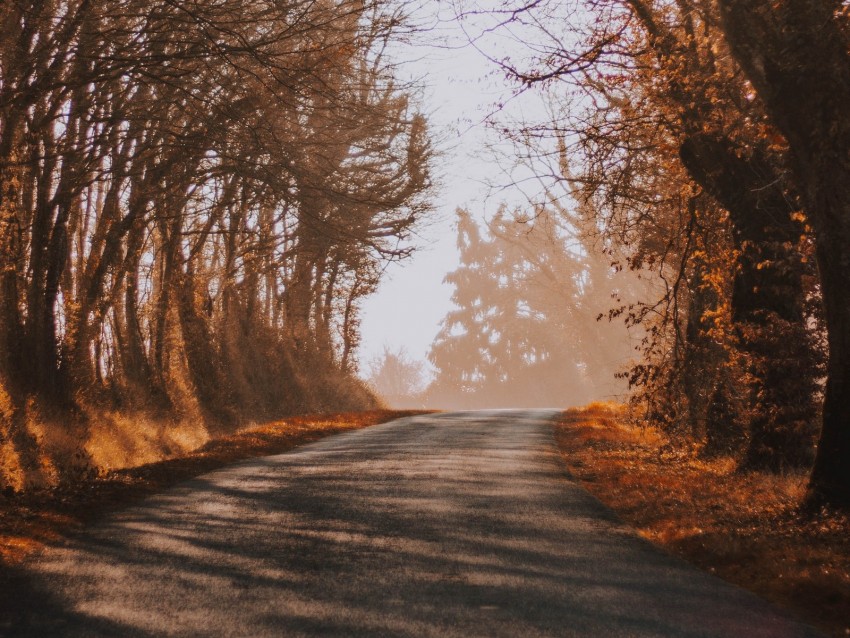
<box><xmin>0</xmin><ymin>510</ymin><xmax>75</xmax><ymax>564</ymax></box>
<box><xmin>18</xmin><ymin>412</ymin><xmax>819</xmax><ymax>637</ymax></box>
<box><xmin>0</xmin><ymin>410</ymin><xmax>424</xmax><ymax>570</ymax></box>
<box><xmin>84</xmin><ymin>410</ymin><xmax>210</xmax><ymax>473</ymax></box>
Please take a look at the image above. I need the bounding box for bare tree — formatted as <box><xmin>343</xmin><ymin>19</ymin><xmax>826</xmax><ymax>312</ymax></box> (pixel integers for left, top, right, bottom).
<box><xmin>0</xmin><ymin>0</ymin><xmax>434</xmax><ymax>488</ymax></box>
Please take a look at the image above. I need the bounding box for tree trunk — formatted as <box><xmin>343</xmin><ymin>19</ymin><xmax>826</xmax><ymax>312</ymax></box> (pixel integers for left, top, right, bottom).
<box><xmin>0</xmin><ymin>149</ymin><xmax>25</xmax><ymax>385</ymax></box>
<box><xmin>152</xmin><ymin>214</ymin><xmax>181</xmax><ymax>392</ymax></box>
<box><xmin>680</xmin><ymin>133</ymin><xmax>818</xmax><ymax>470</ymax></box>
<box><xmin>716</xmin><ymin>0</ymin><xmax>850</xmax><ymax>506</ymax></box>
<box><xmin>175</xmin><ymin>267</ymin><xmax>234</xmax><ymax>423</ymax></box>
<box><xmin>119</xmin><ymin>219</ymin><xmax>155</xmax><ymax>396</ymax></box>
<box><xmin>809</xmin><ymin>227</ymin><xmax>850</xmax><ymax>506</ymax></box>
<box><xmin>286</xmin><ymin>219</ymin><xmax>323</xmax><ymax>362</ymax></box>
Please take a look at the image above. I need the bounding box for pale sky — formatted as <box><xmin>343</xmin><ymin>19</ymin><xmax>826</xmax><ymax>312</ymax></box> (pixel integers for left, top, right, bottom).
<box><xmin>358</xmin><ymin>3</ymin><xmax>537</xmax><ymax>371</ymax></box>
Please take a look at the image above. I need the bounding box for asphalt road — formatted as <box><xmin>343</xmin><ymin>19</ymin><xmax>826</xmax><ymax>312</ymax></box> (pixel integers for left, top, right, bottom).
<box><xmin>10</xmin><ymin>410</ymin><xmax>822</xmax><ymax>637</ymax></box>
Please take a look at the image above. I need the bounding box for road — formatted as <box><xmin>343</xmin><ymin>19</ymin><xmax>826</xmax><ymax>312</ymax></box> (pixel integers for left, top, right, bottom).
<box><xmin>11</xmin><ymin>410</ymin><xmax>821</xmax><ymax>637</ymax></box>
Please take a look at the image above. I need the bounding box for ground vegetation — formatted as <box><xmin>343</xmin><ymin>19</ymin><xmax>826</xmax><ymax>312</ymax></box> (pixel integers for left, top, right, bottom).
<box><xmin>556</xmin><ymin>404</ymin><xmax>849</xmax><ymax>637</ymax></box>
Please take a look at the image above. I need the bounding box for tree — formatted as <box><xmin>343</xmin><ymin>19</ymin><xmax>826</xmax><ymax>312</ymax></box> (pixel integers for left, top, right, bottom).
<box><xmin>366</xmin><ymin>346</ymin><xmax>427</xmax><ymax>407</ymax></box>
<box><xmin>712</xmin><ymin>0</ymin><xmax>850</xmax><ymax>508</ymax></box>
<box><xmin>0</xmin><ymin>0</ymin><xmax>434</xmax><ymax>489</ymax></box>
<box><xmin>465</xmin><ymin>0</ymin><xmax>823</xmax><ymax>471</ymax></box>
<box><xmin>426</xmin><ymin>206</ymin><xmax>635</xmax><ymax>409</ymax></box>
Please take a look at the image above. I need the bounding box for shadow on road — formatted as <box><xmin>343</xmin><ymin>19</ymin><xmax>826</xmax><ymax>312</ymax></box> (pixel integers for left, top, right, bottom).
<box><xmin>9</xmin><ymin>411</ymin><xmax>822</xmax><ymax>637</ymax></box>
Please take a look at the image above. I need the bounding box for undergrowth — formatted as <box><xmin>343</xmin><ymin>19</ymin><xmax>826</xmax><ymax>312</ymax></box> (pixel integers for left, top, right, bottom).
<box><xmin>556</xmin><ymin>402</ymin><xmax>850</xmax><ymax>637</ymax></box>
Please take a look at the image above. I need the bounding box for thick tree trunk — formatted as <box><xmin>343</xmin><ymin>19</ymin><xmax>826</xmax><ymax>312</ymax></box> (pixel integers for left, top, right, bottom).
<box><xmin>176</xmin><ymin>267</ymin><xmax>234</xmax><ymax>423</ymax></box>
<box><xmin>152</xmin><ymin>216</ymin><xmax>181</xmax><ymax>392</ymax></box>
<box><xmin>0</xmin><ymin>154</ymin><xmax>25</xmax><ymax>385</ymax></box>
<box><xmin>809</xmin><ymin>226</ymin><xmax>850</xmax><ymax>506</ymax></box>
<box><xmin>680</xmin><ymin>134</ymin><xmax>817</xmax><ymax>470</ymax></box>
<box><xmin>681</xmin><ymin>260</ymin><xmax>712</xmax><ymax>439</ymax></box>
<box><xmin>119</xmin><ymin>220</ymin><xmax>155</xmax><ymax>396</ymax></box>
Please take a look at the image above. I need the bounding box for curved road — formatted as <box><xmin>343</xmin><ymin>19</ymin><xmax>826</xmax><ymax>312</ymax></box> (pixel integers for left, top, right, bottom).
<box><xmin>13</xmin><ymin>410</ymin><xmax>821</xmax><ymax>637</ymax></box>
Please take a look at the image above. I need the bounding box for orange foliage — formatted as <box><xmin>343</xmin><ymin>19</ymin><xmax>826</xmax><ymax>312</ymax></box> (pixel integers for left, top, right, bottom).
<box><xmin>556</xmin><ymin>406</ymin><xmax>850</xmax><ymax>637</ymax></box>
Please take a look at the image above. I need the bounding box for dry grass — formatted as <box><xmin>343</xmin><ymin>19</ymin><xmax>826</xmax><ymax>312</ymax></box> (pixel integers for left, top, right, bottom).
<box><xmin>555</xmin><ymin>403</ymin><xmax>850</xmax><ymax>637</ymax></box>
<box><xmin>0</xmin><ymin>409</ymin><xmax>432</xmax><ymax>567</ymax></box>
<box><xmin>83</xmin><ymin>408</ymin><xmax>211</xmax><ymax>473</ymax></box>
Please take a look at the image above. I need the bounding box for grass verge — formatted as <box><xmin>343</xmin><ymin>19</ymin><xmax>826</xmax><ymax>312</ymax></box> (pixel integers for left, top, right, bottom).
<box><xmin>0</xmin><ymin>409</ymin><xmax>431</xmax><ymax>567</ymax></box>
<box><xmin>555</xmin><ymin>403</ymin><xmax>850</xmax><ymax>637</ymax></box>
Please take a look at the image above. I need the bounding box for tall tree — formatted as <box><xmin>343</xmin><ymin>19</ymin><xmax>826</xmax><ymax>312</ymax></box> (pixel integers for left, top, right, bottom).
<box><xmin>467</xmin><ymin>0</ymin><xmax>823</xmax><ymax>470</ymax></box>
<box><xmin>427</xmin><ymin>206</ymin><xmax>634</xmax><ymax>409</ymax></box>
<box><xmin>0</xmin><ymin>0</ymin><xmax>433</xmax><ymax>489</ymax></box>
<box><xmin>712</xmin><ymin>0</ymin><xmax>850</xmax><ymax>507</ymax></box>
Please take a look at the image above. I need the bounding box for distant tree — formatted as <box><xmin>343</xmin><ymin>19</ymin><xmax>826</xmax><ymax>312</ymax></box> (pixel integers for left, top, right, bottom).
<box><xmin>426</xmin><ymin>206</ymin><xmax>635</xmax><ymax>409</ymax></box>
<box><xmin>366</xmin><ymin>346</ymin><xmax>427</xmax><ymax>407</ymax></box>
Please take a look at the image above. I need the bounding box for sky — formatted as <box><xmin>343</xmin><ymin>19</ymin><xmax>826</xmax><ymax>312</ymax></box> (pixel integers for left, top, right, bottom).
<box><xmin>357</xmin><ymin>4</ymin><xmax>535</xmax><ymax>372</ymax></box>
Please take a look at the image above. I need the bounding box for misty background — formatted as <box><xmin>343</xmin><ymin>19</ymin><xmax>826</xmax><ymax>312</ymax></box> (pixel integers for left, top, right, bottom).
<box><xmin>358</xmin><ymin>3</ymin><xmax>641</xmax><ymax>409</ymax></box>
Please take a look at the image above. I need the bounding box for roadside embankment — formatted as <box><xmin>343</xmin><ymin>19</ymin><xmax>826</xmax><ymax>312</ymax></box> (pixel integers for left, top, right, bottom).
<box><xmin>555</xmin><ymin>403</ymin><xmax>849</xmax><ymax>637</ymax></box>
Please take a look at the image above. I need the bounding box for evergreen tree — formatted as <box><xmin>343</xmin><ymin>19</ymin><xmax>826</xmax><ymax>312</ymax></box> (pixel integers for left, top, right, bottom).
<box><xmin>426</xmin><ymin>206</ymin><xmax>633</xmax><ymax>409</ymax></box>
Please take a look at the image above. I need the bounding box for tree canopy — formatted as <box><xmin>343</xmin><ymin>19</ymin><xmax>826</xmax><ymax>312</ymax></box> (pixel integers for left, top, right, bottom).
<box><xmin>0</xmin><ymin>0</ymin><xmax>432</xmax><ymax>489</ymax></box>
<box><xmin>3</xmin><ymin>0</ymin><xmax>850</xmax><ymax>513</ymax></box>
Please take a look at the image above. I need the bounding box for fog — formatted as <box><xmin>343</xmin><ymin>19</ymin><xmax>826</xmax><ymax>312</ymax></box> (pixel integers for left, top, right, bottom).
<box><xmin>366</xmin><ymin>205</ymin><xmax>649</xmax><ymax>410</ymax></box>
